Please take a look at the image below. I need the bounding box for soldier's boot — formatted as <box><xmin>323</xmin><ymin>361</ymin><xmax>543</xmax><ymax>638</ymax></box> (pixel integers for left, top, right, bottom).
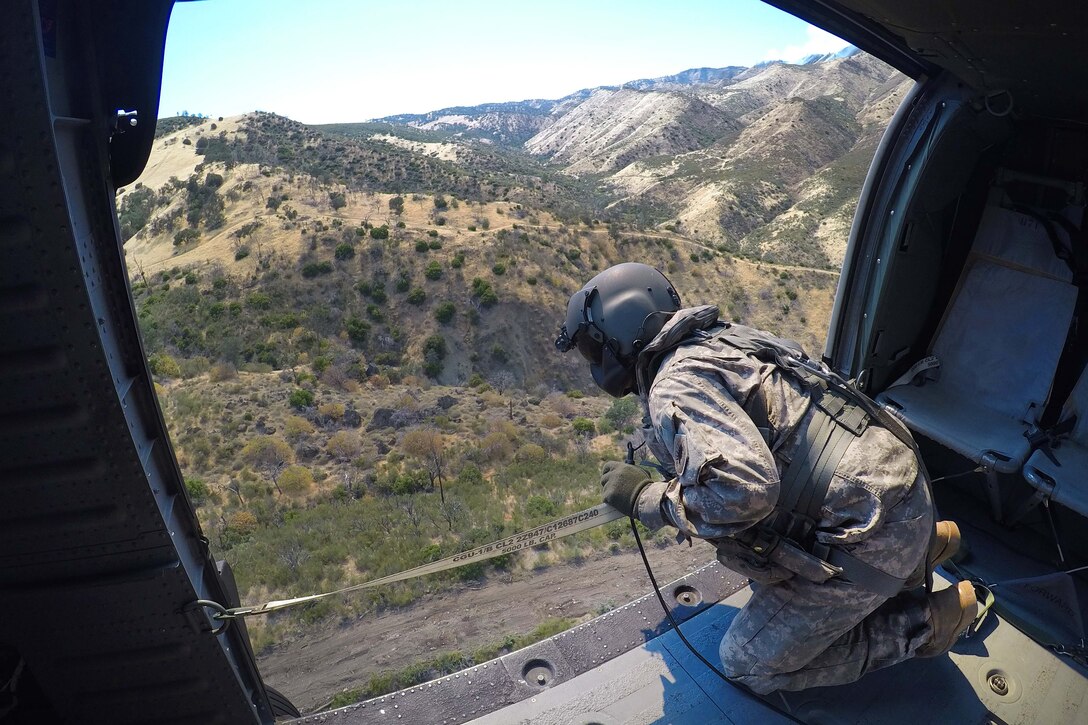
<box><xmin>916</xmin><ymin>580</ymin><xmax>978</xmax><ymax>657</ymax></box>
<box><xmin>929</xmin><ymin>520</ymin><xmax>962</xmax><ymax>568</ymax></box>
<box><xmin>904</xmin><ymin>520</ymin><xmax>962</xmax><ymax>589</ymax></box>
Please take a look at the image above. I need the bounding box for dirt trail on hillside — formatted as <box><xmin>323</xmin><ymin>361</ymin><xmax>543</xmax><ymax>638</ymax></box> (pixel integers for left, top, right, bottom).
<box><xmin>257</xmin><ymin>541</ymin><xmax>719</xmax><ymax>713</ymax></box>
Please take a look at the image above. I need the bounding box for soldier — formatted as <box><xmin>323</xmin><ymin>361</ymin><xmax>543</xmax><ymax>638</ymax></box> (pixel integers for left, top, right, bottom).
<box><xmin>555</xmin><ymin>262</ymin><xmax>978</xmax><ymax>693</ymax></box>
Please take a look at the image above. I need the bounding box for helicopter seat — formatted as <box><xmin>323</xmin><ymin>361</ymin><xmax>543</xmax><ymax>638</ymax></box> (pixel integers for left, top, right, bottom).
<box><xmin>877</xmin><ymin>202</ymin><xmax>1080</xmax><ymax>520</ymax></box>
<box><xmin>1015</xmin><ymin>366</ymin><xmax>1088</xmax><ymax>530</ymax></box>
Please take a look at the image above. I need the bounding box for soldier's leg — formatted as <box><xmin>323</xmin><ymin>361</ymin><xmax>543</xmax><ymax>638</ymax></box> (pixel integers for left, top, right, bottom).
<box><xmin>719</xmin><ymin>579</ymin><xmax>933</xmax><ymax>693</ymax></box>
<box><xmin>720</xmin><ymin>477</ymin><xmax>935</xmax><ymax>694</ymax></box>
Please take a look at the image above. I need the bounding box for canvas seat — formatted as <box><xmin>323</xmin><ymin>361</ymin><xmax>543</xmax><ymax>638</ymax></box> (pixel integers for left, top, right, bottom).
<box><xmin>877</xmin><ymin>203</ymin><xmax>1080</xmax><ymax>520</ymax></box>
<box><xmin>1014</xmin><ymin>368</ymin><xmax>1088</xmax><ymax>559</ymax></box>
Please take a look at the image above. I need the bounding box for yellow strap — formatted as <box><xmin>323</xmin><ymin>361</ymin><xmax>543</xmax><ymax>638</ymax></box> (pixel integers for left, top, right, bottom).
<box><xmin>222</xmin><ymin>503</ymin><xmax>627</xmax><ymax>618</ymax></box>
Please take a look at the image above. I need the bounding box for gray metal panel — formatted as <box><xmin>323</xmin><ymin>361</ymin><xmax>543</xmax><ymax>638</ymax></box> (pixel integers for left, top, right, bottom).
<box><xmin>0</xmin><ymin>1</ymin><xmax>272</xmax><ymax>721</ymax></box>
<box><xmin>473</xmin><ymin>574</ymin><xmax>1088</xmax><ymax>724</ymax></box>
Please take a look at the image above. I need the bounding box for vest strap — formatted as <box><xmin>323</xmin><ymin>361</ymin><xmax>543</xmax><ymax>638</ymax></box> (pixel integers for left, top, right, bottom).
<box><xmin>816</xmin><ymin>543</ymin><xmax>909</xmax><ymax>598</ymax></box>
<box><xmin>709</xmin><ymin>325</ymin><xmax>922</xmax><ymax>596</ymax></box>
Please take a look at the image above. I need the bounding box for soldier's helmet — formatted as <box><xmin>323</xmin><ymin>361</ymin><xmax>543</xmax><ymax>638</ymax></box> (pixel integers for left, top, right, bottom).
<box><xmin>555</xmin><ymin>263</ymin><xmax>682</xmax><ymax>397</ymax></box>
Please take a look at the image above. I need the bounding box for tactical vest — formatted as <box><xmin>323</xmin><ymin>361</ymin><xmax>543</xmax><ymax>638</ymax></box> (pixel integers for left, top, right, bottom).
<box><xmin>667</xmin><ymin>323</ymin><xmax>930</xmax><ymax>596</ymax></box>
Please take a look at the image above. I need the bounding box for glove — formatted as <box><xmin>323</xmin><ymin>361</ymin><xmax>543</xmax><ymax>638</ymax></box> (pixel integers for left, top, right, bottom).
<box><xmin>600</xmin><ymin>461</ymin><xmax>652</xmax><ymax>518</ymax></box>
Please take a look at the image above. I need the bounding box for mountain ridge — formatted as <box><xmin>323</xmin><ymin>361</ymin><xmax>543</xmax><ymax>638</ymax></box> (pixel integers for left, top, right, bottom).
<box><xmin>367</xmin><ymin>46</ymin><xmax>859</xmax><ymax>137</ymax></box>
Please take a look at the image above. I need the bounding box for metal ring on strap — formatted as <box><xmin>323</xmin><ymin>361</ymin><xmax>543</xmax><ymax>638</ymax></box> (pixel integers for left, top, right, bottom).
<box><xmin>193</xmin><ymin>599</ymin><xmax>233</xmax><ymax>636</ymax></box>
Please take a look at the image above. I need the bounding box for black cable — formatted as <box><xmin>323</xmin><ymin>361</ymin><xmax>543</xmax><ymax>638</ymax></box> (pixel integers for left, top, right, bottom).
<box><xmin>630</xmin><ymin>517</ymin><xmax>809</xmax><ymax>725</ymax></box>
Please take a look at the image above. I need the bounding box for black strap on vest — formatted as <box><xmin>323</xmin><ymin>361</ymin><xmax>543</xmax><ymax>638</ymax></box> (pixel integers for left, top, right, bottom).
<box><xmin>712</xmin><ymin>326</ymin><xmax>925</xmax><ymax>597</ymax></box>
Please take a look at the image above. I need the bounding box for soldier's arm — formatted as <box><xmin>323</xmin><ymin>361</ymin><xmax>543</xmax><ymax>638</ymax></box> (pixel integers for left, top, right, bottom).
<box><xmin>636</xmin><ymin>358</ymin><xmax>780</xmax><ymax>540</ymax></box>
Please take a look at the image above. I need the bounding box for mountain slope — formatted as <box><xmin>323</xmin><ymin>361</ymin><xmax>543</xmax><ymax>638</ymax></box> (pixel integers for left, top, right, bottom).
<box><xmin>524</xmin><ymin>88</ymin><xmax>740</xmax><ymax>175</ymax></box>
<box><xmin>341</xmin><ymin>50</ymin><xmax>911</xmax><ymax>268</ymax></box>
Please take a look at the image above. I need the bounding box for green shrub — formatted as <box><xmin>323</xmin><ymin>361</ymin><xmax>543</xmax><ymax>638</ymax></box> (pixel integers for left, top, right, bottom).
<box><xmin>423</xmin><ymin>335</ymin><xmax>447</xmax><ymax>359</ymax></box>
<box><xmin>434</xmin><ymin>301</ymin><xmax>455</xmax><ymax>324</ymax></box>
<box><xmin>334</xmin><ymin>243</ymin><xmax>355</xmax><ymax>260</ymax></box>
<box><xmin>185</xmin><ymin>477</ymin><xmax>210</xmax><ymax>506</ymax></box>
<box><xmin>173</xmin><ymin>228</ymin><xmax>201</xmax><ymax>246</ymax></box>
<box><xmin>525</xmin><ymin>495</ymin><xmax>557</xmax><ymax>518</ymax></box>
<box><xmin>415</xmin><ymin>240</ymin><xmax>429</xmax><ymax>253</ymax></box>
<box><xmin>289</xmin><ymin>388</ymin><xmax>315</xmax><ymax>409</ymax></box>
<box><xmin>516</xmin><ymin>445</ymin><xmax>548</xmax><ymax>465</ymax></box>
<box><xmin>346</xmin><ymin>317</ymin><xmax>370</xmax><ymax>347</ymax></box>
<box><xmin>370</xmin><ymin>225</ymin><xmax>389</xmax><ymax>240</ymax></box>
<box><xmin>329</xmin><ymin>191</ymin><xmax>346</xmax><ymax>210</ymax></box>
<box><xmin>471</xmin><ymin>278</ymin><xmax>498</xmax><ymax>306</ymax></box>
<box><xmin>357</xmin><ymin>279</ymin><xmax>389</xmax><ymax>303</ymax></box>
<box><xmin>428</xmin><ymin>239</ymin><xmax>442</xmax><ymax>250</ymax></box>
<box><xmin>571</xmin><ymin>417</ymin><xmax>595</xmax><ymax>435</ymax></box>
<box><xmin>422</xmin><ymin>333</ymin><xmax>447</xmax><ymax>377</ymax></box>
<box><xmin>280</xmin><ymin>465</ymin><xmax>315</xmax><ymax>495</ymax></box>
<box><xmin>234</xmin><ymin>246</ymin><xmax>250</xmax><ymax>261</ymax></box>
<box><xmin>118</xmin><ymin>186</ymin><xmax>158</xmax><ymax>240</ymax></box>
<box><xmin>450</xmin><ymin>252</ymin><xmax>465</xmax><ymax>269</ymax></box>
<box><xmin>407</xmin><ymin>287</ymin><xmax>426</xmax><ymax>305</ymax></box>
<box><xmin>301</xmin><ymin>261</ymin><xmax>333</xmax><ymax>278</ymax></box>
<box><xmin>492</xmin><ymin>263</ymin><xmax>506</xmax><ymax>275</ymax></box>
<box><xmin>328</xmin><ymin>689</ymin><xmax>365</xmax><ymax>709</ymax></box>
<box><xmin>604</xmin><ymin>397</ymin><xmax>639</xmax><ymax>430</ymax></box>
<box><xmin>424</xmin><ymin>261</ymin><xmax>442</xmax><ymax>280</ymax></box>
<box><xmin>149</xmin><ymin>352</ymin><xmax>181</xmax><ymax>378</ymax></box>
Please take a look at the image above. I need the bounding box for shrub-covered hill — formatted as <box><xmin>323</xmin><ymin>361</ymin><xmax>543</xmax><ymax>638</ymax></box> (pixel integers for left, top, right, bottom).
<box><xmin>124</xmin><ymin>113</ymin><xmax>839</xmax><ymax>391</ymax></box>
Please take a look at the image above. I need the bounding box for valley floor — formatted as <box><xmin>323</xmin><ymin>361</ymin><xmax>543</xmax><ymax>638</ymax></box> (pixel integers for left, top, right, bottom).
<box><xmin>257</xmin><ymin>539</ymin><xmax>717</xmax><ymax>713</ymax></box>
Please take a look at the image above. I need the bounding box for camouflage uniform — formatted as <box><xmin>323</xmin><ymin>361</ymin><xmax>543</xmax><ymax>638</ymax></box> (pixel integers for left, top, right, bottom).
<box><xmin>633</xmin><ymin>306</ymin><xmax>936</xmax><ymax>694</ymax></box>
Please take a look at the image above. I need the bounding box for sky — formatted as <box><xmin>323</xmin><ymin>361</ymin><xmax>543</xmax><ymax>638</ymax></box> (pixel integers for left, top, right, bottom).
<box><xmin>160</xmin><ymin>0</ymin><xmax>849</xmax><ymax>125</ymax></box>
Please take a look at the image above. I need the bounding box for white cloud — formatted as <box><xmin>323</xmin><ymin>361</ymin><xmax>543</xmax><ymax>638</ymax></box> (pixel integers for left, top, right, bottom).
<box><xmin>763</xmin><ymin>25</ymin><xmax>850</xmax><ymax>63</ymax></box>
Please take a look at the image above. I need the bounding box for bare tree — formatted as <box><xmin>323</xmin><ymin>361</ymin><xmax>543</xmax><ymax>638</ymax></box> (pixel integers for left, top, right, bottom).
<box><xmin>241</xmin><ymin>436</ymin><xmax>295</xmax><ymax>495</ymax></box>
<box><xmin>402</xmin><ymin>427</ymin><xmax>448</xmax><ymax>503</ymax></box>
<box><xmin>278</xmin><ymin>541</ymin><xmax>310</xmax><ymax>573</ymax></box>
<box><xmin>342</xmin><ymin>470</ymin><xmax>363</xmax><ymax>499</ymax></box>
<box><xmin>396</xmin><ymin>494</ymin><xmax>424</xmax><ymax>533</ymax></box>
<box><xmin>573</xmin><ymin>433</ymin><xmax>592</xmax><ymax>463</ymax></box>
<box><xmin>376</xmin><ymin>509</ymin><xmax>398</xmax><ymax>536</ymax></box>
<box><xmin>491</xmin><ymin>370</ymin><xmax>515</xmax><ymax>394</ymax></box>
<box><xmin>132</xmin><ymin>257</ymin><xmax>151</xmax><ymax>290</ymax></box>
<box><xmin>227</xmin><ymin>480</ymin><xmax>245</xmax><ymax>505</ymax></box>
<box><xmin>434</xmin><ymin>496</ymin><xmax>465</xmax><ymax>532</ymax></box>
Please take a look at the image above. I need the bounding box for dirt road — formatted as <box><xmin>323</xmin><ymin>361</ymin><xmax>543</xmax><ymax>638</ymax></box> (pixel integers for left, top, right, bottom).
<box><xmin>257</xmin><ymin>540</ymin><xmax>719</xmax><ymax>713</ymax></box>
